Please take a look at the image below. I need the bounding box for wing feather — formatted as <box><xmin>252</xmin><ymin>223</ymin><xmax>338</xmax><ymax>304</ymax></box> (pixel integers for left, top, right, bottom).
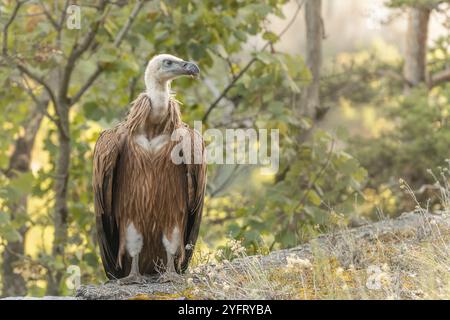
<box><xmin>181</xmin><ymin>128</ymin><xmax>207</xmax><ymax>272</ymax></box>
<box><xmin>93</xmin><ymin>129</ymin><xmax>126</xmax><ymax>279</ymax></box>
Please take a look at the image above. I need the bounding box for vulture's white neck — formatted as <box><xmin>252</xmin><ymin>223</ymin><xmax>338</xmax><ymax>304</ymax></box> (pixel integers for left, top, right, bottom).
<box><xmin>145</xmin><ymin>77</ymin><xmax>171</xmax><ymax>124</ymax></box>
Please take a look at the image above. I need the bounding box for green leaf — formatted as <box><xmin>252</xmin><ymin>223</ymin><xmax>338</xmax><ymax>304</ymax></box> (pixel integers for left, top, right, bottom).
<box><xmin>262</xmin><ymin>31</ymin><xmax>278</xmax><ymax>43</ymax></box>
<box><xmin>268</xmin><ymin>101</ymin><xmax>284</xmax><ymax>116</ymax></box>
<box><xmin>83</xmin><ymin>101</ymin><xmax>104</xmax><ymax>121</ymax></box>
<box><xmin>306</xmin><ymin>190</ymin><xmax>322</xmax><ymax>206</ymax></box>
<box><xmin>1</xmin><ymin>227</ymin><xmax>22</xmax><ymax>242</ymax></box>
<box><xmin>234</xmin><ymin>30</ymin><xmax>247</xmax><ymax>42</ymax></box>
<box><xmin>9</xmin><ymin>172</ymin><xmax>34</xmax><ymax>195</ymax></box>
<box><xmin>256</xmin><ymin>52</ymin><xmax>276</xmax><ymax>65</ymax></box>
<box><xmin>84</xmin><ymin>252</ymin><xmax>99</xmax><ymax>268</ymax></box>
<box><xmin>0</xmin><ymin>212</ymin><xmax>10</xmax><ymax>225</ymax></box>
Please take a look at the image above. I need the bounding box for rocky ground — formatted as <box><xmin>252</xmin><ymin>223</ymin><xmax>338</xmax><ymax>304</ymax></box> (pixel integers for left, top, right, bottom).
<box><xmin>3</xmin><ymin>211</ymin><xmax>449</xmax><ymax>300</ymax></box>
<box><xmin>75</xmin><ymin>211</ymin><xmax>450</xmax><ymax>300</ymax></box>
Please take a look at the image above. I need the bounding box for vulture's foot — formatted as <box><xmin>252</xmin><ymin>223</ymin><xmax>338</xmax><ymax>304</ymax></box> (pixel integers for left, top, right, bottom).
<box><xmin>117</xmin><ymin>274</ymin><xmax>147</xmax><ymax>286</ymax></box>
<box><xmin>158</xmin><ymin>272</ymin><xmax>183</xmax><ymax>284</ymax></box>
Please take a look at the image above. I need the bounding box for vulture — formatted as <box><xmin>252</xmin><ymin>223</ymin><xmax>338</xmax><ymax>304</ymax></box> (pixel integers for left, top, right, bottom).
<box><xmin>93</xmin><ymin>54</ymin><xmax>206</xmax><ymax>284</ymax></box>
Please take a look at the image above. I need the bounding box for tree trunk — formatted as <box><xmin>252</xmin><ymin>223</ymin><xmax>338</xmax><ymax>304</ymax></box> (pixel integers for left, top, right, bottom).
<box><xmin>403</xmin><ymin>6</ymin><xmax>430</xmax><ymax>90</ymax></box>
<box><xmin>2</xmin><ymin>105</ymin><xmax>46</xmax><ymax>297</ymax></box>
<box><xmin>2</xmin><ymin>236</ymin><xmax>27</xmax><ymax>297</ymax></box>
<box><xmin>301</xmin><ymin>0</ymin><xmax>323</xmax><ymax>118</ymax></box>
<box><xmin>46</xmin><ymin>102</ymin><xmax>71</xmax><ymax>295</ymax></box>
<box><xmin>290</xmin><ymin>0</ymin><xmax>325</xmax><ymax>230</ymax></box>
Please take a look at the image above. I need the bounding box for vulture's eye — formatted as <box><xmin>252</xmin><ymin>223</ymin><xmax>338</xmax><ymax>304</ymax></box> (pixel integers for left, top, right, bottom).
<box><xmin>164</xmin><ymin>60</ymin><xmax>173</xmax><ymax>67</ymax></box>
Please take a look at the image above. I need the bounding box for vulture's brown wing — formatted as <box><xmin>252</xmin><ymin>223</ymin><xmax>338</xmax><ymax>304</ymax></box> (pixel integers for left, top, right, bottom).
<box><xmin>93</xmin><ymin>129</ymin><xmax>126</xmax><ymax>279</ymax></box>
<box><xmin>181</xmin><ymin>128</ymin><xmax>207</xmax><ymax>272</ymax></box>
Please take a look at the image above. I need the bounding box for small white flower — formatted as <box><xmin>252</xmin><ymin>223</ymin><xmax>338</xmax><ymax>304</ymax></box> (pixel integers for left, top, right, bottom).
<box><xmin>381</xmin><ymin>263</ymin><xmax>390</xmax><ymax>272</ymax></box>
<box><xmin>286</xmin><ymin>254</ymin><xmax>312</xmax><ymax>269</ymax></box>
<box><xmin>216</xmin><ymin>249</ymin><xmax>224</xmax><ymax>257</ymax></box>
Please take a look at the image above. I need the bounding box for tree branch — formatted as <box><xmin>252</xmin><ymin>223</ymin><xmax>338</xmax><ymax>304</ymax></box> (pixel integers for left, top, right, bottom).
<box><xmin>2</xmin><ymin>0</ymin><xmax>26</xmax><ymax>56</ymax></box>
<box><xmin>1</xmin><ymin>0</ymin><xmax>69</xmax><ymax>139</ymax></box>
<box><xmin>13</xmin><ymin>62</ymin><xmax>58</xmax><ymax>114</ymax></box>
<box><xmin>377</xmin><ymin>68</ymin><xmax>414</xmax><ymax>87</ymax></box>
<box><xmin>18</xmin><ymin>70</ymin><xmax>69</xmax><ymax>139</ymax></box>
<box><xmin>289</xmin><ymin>138</ymin><xmax>336</xmax><ymax>232</ymax></box>
<box><xmin>202</xmin><ymin>0</ymin><xmax>306</xmax><ymax>122</ymax></box>
<box><xmin>58</xmin><ymin>0</ymin><xmax>70</xmax><ymax>29</ymax></box>
<box><xmin>113</xmin><ymin>0</ymin><xmax>145</xmax><ymax>47</ymax></box>
<box><xmin>0</xmin><ymin>239</ymin><xmax>52</xmax><ymax>272</ymax></box>
<box><xmin>59</xmin><ymin>0</ymin><xmax>110</xmax><ymax>103</ymax></box>
<box><xmin>1</xmin><ymin>1</ymin><xmax>56</xmax><ymax>106</ymax></box>
<box><xmin>19</xmin><ymin>75</ymin><xmax>61</xmax><ymax>128</ymax></box>
<box><xmin>429</xmin><ymin>67</ymin><xmax>450</xmax><ymax>88</ymax></box>
<box><xmin>69</xmin><ymin>0</ymin><xmax>146</xmax><ymax>106</ymax></box>
<box><xmin>15</xmin><ymin>75</ymin><xmax>40</xmax><ymax>105</ymax></box>
<box><xmin>38</xmin><ymin>1</ymin><xmax>59</xmax><ymax>30</ymax></box>
<box><xmin>209</xmin><ymin>165</ymin><xmax>242</xmax><ymax>197</ymax></box>
<box><xmin>69</xmin><ymin>66</ymin><xmax>104</xmax><ymax>105</ymax></box>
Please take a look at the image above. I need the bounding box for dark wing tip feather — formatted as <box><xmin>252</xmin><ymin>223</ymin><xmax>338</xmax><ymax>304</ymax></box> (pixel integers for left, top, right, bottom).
<box><xmin>180</xmin><ymin>128</ymin><xmax>207</xmax><ymax>272</ymax></box>
<box><xmin>93</xmin><ymin>129</ymin><xmax>126</xmax><ymax>279</ymax></box>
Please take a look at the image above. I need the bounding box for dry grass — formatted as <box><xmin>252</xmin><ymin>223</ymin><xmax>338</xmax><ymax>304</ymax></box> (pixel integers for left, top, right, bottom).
<box><xmin>80</xmin><ymin>169</ymin><xmax>450</xmax><ymax>301</ymax></box>
<box><xmin>180</xmin><ymin>172</ymin><xmax>450</xmax><ymax>300</ymax></box>
<box><xmin>181</xmin><ymin>219</ymin><xmax>448</xmax><ymax>300</ymax></box>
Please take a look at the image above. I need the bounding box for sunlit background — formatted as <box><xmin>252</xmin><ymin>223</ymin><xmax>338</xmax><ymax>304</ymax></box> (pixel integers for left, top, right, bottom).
<box><xmin>0</xmin><ymin>0</ymin><xmax>449</xmax><ymax>297</ymax></box>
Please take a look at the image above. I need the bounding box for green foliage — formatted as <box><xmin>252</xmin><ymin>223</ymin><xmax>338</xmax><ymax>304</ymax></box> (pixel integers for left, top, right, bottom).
<box><xmin>212</xmin><ymin>129</ymin><xmax>367</xmax><ymax>250</ymax></box>
<box><xmin>1</xmin><ymin>0</ymin><xmax>448</xmax><ymax>298</ymax></box>
<box><xmin>387</xmin><ymin>0</ymin><xmax>447</xmax><ymax>8</ymax></box>
<box><xmin>352</xmin><ymin>86</ymin><xmax>450</xmax><ymax>212</ymax></box>
<box><xmin>0</xmin><ymin>0</ymin><xmax>299</xmax><ymax>295</ymax></box>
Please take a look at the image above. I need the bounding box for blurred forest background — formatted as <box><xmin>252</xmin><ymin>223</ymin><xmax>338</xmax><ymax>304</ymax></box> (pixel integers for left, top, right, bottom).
<box><xmin>0</xmin><ymin>0</ymin><xmax>449</xmax><ymax>297</ymax></box>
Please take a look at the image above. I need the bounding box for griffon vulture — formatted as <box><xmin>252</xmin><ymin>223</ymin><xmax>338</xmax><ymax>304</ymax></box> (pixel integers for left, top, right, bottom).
<box><xmin>93</xmin><ymin>54</ymin><xmax>206</xmax><ymax>283</ymax></box>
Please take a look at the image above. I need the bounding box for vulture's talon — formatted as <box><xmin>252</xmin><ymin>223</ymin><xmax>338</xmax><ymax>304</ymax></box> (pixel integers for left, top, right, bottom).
<box><xmin>117</xmin><ymin>274</ymin><xmax>147</xmax><ymax>286</ymax></box>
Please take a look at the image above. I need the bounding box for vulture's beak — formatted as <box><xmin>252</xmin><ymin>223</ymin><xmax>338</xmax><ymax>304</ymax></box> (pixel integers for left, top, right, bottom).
<box><xmin>180</xmin><ymin>61</ymin><xmax>200</xmax><ymax>78</ymax></box>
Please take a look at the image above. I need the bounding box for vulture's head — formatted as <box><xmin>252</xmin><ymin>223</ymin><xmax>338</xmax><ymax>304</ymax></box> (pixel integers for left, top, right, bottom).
<box><xmin>145</xmin><ymin>54</ymin><xmax>200</xmax><ymax>86</ymax></box>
